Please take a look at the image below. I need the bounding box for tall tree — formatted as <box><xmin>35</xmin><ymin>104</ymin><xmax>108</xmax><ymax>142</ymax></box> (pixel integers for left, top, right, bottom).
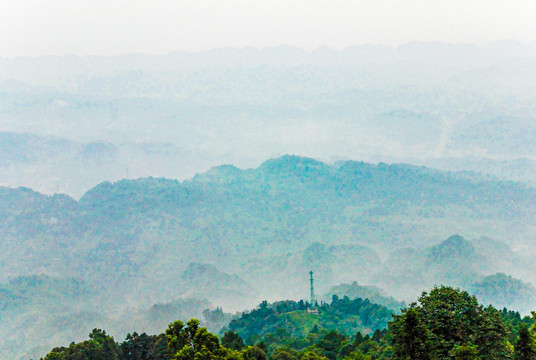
<box><xmin>166</xmin><ymin>319</ymin><xmax>228</xmax><ymax>360</ymax></box>
<box><xmin>390</xmin><ymin>307</ymin><xmax>432</xmax><ymax>360</ymax></box>
<box><xmin>515</xmin><ymin>324</ymin><xmax>536</xmax><ymax>360</ymax></box>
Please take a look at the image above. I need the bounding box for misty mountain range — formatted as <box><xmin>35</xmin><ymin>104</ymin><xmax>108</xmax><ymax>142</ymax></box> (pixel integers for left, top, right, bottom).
<box><xmin>3</xmin><ymin>42</ymin><xmax>536</xmax><ymax>358</ymax></box>
<box><xmin>2</xmin><ymin>41</ymin><xmax>536</xmax><ymax>198</ymax></box>
<box><xmin>3</xmin><ymin>155</ymin><xmax>536</xmax><ymax>358</ymax></box>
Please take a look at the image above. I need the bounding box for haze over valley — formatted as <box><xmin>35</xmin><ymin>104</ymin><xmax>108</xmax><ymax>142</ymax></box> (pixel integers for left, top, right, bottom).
<box><xmin>2</xmin><ymin>42</ymin><xmax>536</xmax><ymax>197</ymax></box>
<box><xmin>2</xmin><ymin>26</ymin><xmax>536</xmax><ymax>360</ymax></box>
<box><xmin>3</xmin><ymin>153</ymin><xmax>536</xmax><ymax>358</ymax></box>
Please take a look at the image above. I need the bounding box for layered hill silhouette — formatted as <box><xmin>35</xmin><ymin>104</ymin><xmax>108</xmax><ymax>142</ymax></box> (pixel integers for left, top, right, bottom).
<box><xmin>3</xmin><ymin>43</ymin><xmax>536</xmax><ymax>197</ymax></box>
<box><xmin>2</xmin><ymin>156</ymin><xmax>536</xmax><ymax>302</ymax></box>
<box><xmin>2</xmin><ymin>156</ymin><xmax>536</xmax><ymax>358</ymax></box>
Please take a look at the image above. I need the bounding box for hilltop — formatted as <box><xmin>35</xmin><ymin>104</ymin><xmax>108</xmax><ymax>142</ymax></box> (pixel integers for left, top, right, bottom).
<box><xmin>2</xmin><ymin>156</ymin><xmax>536</xmax><ymax>301</ymax></box>
<box><xmin>2</xmin><ymin>156</ymin><xmax>536</xmax><ymax>358</ymax></box>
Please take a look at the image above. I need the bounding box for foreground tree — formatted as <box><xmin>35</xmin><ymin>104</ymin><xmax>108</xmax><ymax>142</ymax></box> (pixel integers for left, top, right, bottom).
<box><xmin>450</xmin><ymin>343</ymin><xmax>480</xmax><ymax>360</ymax></box>
<box><xmin>120</xmin><ymin>332</ymin><xmax>168</xmax><ymax>360</ymax></box>
<box><xmin>242</xmin><ymin>345</ymin><xmax>268</xmax><ymax>360</ymax></box>
<box><xmin>390</xmin><ymin>307</ymin><xmax>432</xmax><ymax>360</ymax></box>
<box><xmin>42</xmin><ymin>328</ymin><xmax>121</xmax><ymax>360</ymax></box>
<box><xmin>515</xmin><ymin>324</ymin><xmax>536</xmax><ymax>360</ymax></box>
<box><xmin>390</xmin><ymin>286</ymin><xmax>513</xmax><ymax>360</ymax></box>
<box><xmin>166</xmin><ymin>318</ymin><xmax>229</xmax><ymax>360</ymax></box>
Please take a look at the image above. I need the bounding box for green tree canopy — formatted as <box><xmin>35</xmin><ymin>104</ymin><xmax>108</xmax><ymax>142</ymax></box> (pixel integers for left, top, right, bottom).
<box><xmin>222</xmin><ymin>331</ymin><xmax>245</xmax><ymax>351</ymax></box>
<box><xmin>42</xmin><ymin>328</ymin><xmax>121</xmax><ymax>360</ymax></box>
<box><xmin>242</xmin><ymin>345</ymin><xmax>268</xmax><ymax>360</ymax></box>
<box><xmin>390</xmin><ymin>307</ymin><xmax>432</xmax><ymax>360</ymax></box>
<box><xmin>166</xmin><ymin>319</ymin><xmax>228</xmax><ymax>360</ymax></box>
<box><xmin>390</xmin><ymin>286</ymin><xmax>512</xmax><ymax>360</ymax></box>
<box><xmin>515</xmin><ymin>324</ymin><xmax>536</xmax><ymax>360</ymax></box>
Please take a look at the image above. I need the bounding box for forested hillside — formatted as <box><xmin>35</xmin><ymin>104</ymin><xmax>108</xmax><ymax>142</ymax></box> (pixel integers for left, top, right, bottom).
<box><xmin>39</xmin><ymin>286</ymin><xmax>536</xmax><ymax>360</ymax></box>
<box><xmin>2</xmin><ymin>156</ymin><xmax>535</xmax><ymax>299</ymax></box>
<box><xmin>3</xmin><ymin>156</ymin><xmax>536</xmax><ymax>358</ymax></box>
<box><xmin>227</xmin><ymin>296</ymin><xmax>392</xmax><ymax>343</ymax></box>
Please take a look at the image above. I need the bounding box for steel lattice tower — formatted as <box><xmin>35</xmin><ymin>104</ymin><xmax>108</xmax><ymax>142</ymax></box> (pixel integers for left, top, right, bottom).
<box><xmin>309</xmin><ymin>270</ymin><xmax>315</xmax><ymax>305</ymax></box>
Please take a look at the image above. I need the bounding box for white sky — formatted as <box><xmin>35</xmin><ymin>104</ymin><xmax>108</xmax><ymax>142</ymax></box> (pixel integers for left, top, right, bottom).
<box><xmin>1</xmin><ymin>0</ymin><xmax>535</xmax><ymax>57</ymax></box>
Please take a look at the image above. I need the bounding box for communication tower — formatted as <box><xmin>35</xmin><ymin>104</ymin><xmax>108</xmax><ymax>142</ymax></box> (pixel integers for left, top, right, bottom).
<box><xmin>309</xmin><ymin>270</ymin><xmax>316</xmax><ymax>305</ymax></box>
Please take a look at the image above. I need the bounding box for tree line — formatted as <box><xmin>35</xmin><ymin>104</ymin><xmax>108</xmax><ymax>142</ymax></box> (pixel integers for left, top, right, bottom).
<box><xmin>42</xmin><ymin>286</ymin><xmax>536</xmax><ymax>360</ymax></box>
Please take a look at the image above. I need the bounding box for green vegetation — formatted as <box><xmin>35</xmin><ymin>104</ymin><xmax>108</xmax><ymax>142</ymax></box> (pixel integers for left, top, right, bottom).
<box><xmin>470</xmin><ymin>273</ymin><xmax>536</xmax><ymax>314</ymax></box>
<box><xmin>40</xmin><ymin>286</ymin><xmax>536</xmax><ymax>360</ymax></box>
<box><xmin>3</xmin><ymin>156</ymin><xmax>536</xmax><ymax>307</ymax></box>
<box><xmin>391</xmin><ymin>287</ymin><xmax>511</xmax><ymax>359</ymax></box>
<box><xmin>227</xmin><ymin>296</ymin><xmax>392</xmax><ymax>344</ymax></box>
<box><xmin>324</xmin><ymin>283</ymin><xmax>405</xmax><ymax>312</ymax></box>
<box><xmin>0</xmin><ymin>275</ymin><xmax>94</xmax><ymax>313</ymax></box>
<box><xmin>3</xmin><ymin>157</ymin><xmax>536</xmax><ymax>358</ymax></box>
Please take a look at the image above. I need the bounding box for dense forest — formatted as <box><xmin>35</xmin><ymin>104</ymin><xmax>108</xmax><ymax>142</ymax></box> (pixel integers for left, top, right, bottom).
<box><xmin>41</xmin><ymin>286</ymin><xmax>536</xmax><ymax>360</ymax></box>
<box><xmin>3</xmin><ymin>156</ymin><xmax>536</xmax><ymax>359</ymax></box>
<box><xmin>3</xmin><ymin>156</ymin><xmax>536</xmax><ymax>304</ymax></box>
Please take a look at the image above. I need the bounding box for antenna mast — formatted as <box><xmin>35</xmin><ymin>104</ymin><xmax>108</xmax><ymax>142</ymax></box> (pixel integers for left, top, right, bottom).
<box><xmin>309</xmin><ymin>270</ymin><xmax>315</xmax><ymax>305</ymax></box>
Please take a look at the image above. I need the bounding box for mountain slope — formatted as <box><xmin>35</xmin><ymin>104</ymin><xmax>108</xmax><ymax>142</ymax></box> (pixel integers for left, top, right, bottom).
<box><xmin>470</xmin><ymin>273</ymin><xmax>536</xmax><ymax>313</ymax></box>
<box><xmin>2</xmin><ymin>156</ymin><xmax>536</xmax><ymax>304</ymax></box>
<box><xmin>2</xmin><ymin>156</ymin><xmax>536</xmax><ymax>359</ymax></box>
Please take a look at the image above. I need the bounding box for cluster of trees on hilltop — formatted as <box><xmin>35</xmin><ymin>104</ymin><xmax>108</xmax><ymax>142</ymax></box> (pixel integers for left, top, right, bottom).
<box><xmin>41</xmin><ymin>286</ymin><xmax>536</xmax><ymax>360</ymax></box>
<box><xmin>227</xmin><ymin>296</ymin><xmax>392</xmax><ymax>345</ymax></box>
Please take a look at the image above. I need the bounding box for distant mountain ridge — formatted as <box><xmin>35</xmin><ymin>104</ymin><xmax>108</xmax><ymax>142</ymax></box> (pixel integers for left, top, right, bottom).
<box><xmin>324</xmin><ymin>282</ymin><xmax>405</xmax><ymax>312</ymax></box>
<box><xmin>470</xmin><ymin>273</ymin><xmax>536</xmax><ymax>314</ymax></box>
<box><xmin>2</xmin><ymin>41</ymin><xmax>536</xmax><ymax>81</ymax></box>
<box><xmin>179</xmin><ymin>263</ymin><xmax>258</xmax><ymax>309</ymax></box>
<box><xmin>3</xmin><ymin>42</ymin><xmax>536</xmax><ymax>196</ymax></box>
<box><xmin>0</xmin><ymin>131</ymin><xmax>218</xmax><ymax>198</ymax></box>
